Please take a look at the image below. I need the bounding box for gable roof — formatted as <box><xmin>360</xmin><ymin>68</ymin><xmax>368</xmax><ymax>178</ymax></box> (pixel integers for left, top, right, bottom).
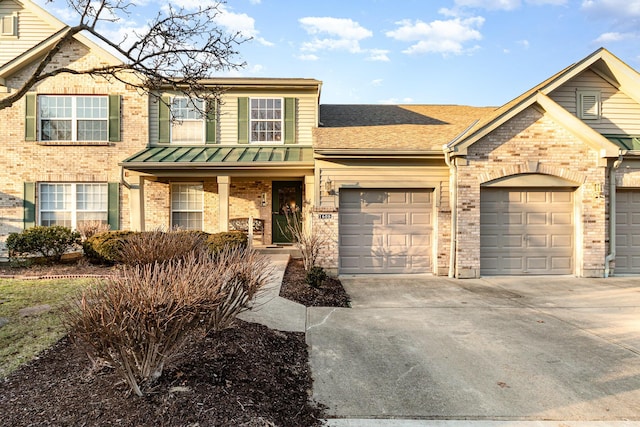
<box><xmin>449</xmin><ymin>47</ymin><xmax>636</xmax><ymax>156</ymax></box>
<box><xmin>314</xmin><ymin>104</ymin><xmax>495</xmax><ymax>155</ymax></box>
<box><xmin>0</xmin><ymin>0</ymin><xmax>122</xmax><ymax>81</ymax></box>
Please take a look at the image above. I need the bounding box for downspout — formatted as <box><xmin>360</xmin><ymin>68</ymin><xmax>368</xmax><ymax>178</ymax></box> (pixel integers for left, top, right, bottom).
<box><xmin>604</xmin><ymin>154</ymin><xmax>624</xmax><ymax>278</ymax></box>
<box><xmin>443</xmin><ymin>146</ymin><xmax>457</xmax><ymax>278</ymax></box>
<box><xmin>120</xmin><ymin>165</ymin><xmax>132</xmax><ymax>189</ymax></box>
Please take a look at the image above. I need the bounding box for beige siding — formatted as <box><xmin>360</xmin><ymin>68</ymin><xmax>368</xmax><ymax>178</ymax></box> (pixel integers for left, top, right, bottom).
<box><xmin>149</xmin><ymin>91</ymin><xmax>318</xmax><ymax>145</ymax></box>
<box><xmin>0</xmin><ymin>2</ymin><xmax>64</xmax><ymax>67</ymax></box>
<box><xmin>549</xmin><ymin>69</ymin><xmax>640</xmax><ymax>135</ymax></box>
<box><xmin>317</xmin><ymin>159</ymin><xmax>448</xmax><ymax>208</ymax></box>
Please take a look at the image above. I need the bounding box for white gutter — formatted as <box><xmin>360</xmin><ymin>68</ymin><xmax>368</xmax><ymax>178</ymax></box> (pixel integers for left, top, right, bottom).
<box><xmin>443</xmin><ymin>146</ymin><xmax>457</xmax><ymax>278</ymax></box>
<box><xmin>604</xmin><ymin>154</ymin><xmax>624</xmax><ymax>277</ymax></box>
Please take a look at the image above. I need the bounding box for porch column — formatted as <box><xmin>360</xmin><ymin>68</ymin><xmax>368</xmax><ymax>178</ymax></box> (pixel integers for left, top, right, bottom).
<box><xmin>304</xmin><ymin>175</ymin><xmax>315</xmax><ymax>235</ymax></box>
<box><xmin>218</xmin><ymin>175</ymin><xmax>230</xmax><ymax>232</ymax></box>
<box><xmin>129</xmin><ymin>175</ymin><xmax>145</xmax><ymax>231</ymax></box>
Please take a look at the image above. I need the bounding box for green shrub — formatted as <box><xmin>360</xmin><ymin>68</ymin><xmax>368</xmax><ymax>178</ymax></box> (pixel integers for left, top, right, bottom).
<box><xmin>206</xmin><ymin>231</ymin><xmax>248</xmax><ymax>254</ymax></box>
<box><xmin>6</xmin><ymin>226</ymin><xmax>81</xmax><ymax>262</ymax></box>
<box><xmin>83</xmin><ymin>230</ymin><xmax>135</xmax><ymax>264</ymax></box>
<box><xmin>305</xmin><ymin>265</ymin><xmax>327</xmax><ymax>288</ymax></box>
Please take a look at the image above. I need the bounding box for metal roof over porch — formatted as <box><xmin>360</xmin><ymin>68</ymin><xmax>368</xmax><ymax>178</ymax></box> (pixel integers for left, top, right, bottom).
<box><xmin>120</xmin><ymin>146</ymin><xmax>314</xmax><ymax>172</ymax></box>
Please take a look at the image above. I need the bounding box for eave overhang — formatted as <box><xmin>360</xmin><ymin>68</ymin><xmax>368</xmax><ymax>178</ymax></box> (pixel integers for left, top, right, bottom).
<box><xmin>313</xmin><ymin>149</ymin><xmax>444</xmax><ymax>159</ymax></box>
<box><xmin>120</xmin><ymin>145</ymin><xmax>315</xmax><ymax>174</ymax></box>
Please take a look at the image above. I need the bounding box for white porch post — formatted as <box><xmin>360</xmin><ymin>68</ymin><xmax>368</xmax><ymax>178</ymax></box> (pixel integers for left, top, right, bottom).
<box><xmin>218</xmin><ymin>175</ymin><xmax>230</xmax><ymax>232</ymax></box>
<box><xmin>304</xmin><ymin>175</ymin><xmax>315</xmax><ymax>235</ymax></box>
<box><xmin>129</xmin><ymin>175</ymin><xmax>145</xmax><ymax>231</ymax></box>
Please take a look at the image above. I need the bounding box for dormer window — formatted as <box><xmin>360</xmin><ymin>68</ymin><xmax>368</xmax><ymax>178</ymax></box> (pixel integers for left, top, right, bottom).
<box><xmin>577</xmin><ymin>90</ymin><xmax>601</xmax><ymax>121</ymax></box>
<box><xmin>1</xmin><ymin>12</ymin><xmax>17</xmax><ymax>37</ymax></box>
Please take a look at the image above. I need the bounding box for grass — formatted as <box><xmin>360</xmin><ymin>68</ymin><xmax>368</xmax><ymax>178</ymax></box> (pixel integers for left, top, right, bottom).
<box><xmin>0</xmin><ymin>278</ymin><xmax>92</xmax><ymax>378</ymax></box>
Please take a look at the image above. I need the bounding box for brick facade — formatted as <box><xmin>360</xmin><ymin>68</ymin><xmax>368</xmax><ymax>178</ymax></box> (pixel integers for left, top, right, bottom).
<box><xmin>456</xmin><ymin>107</ymin><xmax>608</xmax><ymax>278</ymax></box>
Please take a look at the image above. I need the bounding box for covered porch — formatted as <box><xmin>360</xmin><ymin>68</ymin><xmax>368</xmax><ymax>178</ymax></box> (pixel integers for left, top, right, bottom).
<box><xmin>120</xmin><ymin>146</ymin><xmax>315</xmax><ymax>246</ymax></box>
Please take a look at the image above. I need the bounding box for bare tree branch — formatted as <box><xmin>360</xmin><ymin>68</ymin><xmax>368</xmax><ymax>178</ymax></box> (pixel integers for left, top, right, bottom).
<box><xmin>0</xmin><ymin>0</ymin><xmax>247</xmax><ymax>111</ymax></box>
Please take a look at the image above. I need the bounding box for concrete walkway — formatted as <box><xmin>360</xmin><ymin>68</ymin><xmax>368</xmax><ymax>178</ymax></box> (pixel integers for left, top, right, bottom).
<box><xmin>243</xmin><ymin>258</ymin><xmax>640</xmax><ymax>425</ymax></box>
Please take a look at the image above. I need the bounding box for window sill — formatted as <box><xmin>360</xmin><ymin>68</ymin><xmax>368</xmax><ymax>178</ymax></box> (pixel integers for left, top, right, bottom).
<box><xmin>36</xmin><ymin>141</ymin><xmax>113</xmax><ymax>146</ymax></box>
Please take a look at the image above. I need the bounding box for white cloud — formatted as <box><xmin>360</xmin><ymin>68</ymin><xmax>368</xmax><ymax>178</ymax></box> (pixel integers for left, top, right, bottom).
<box><xmin>371</xmin><ymin>79</ymin><xmax>383</xmax><ymax>87</ymax></box>
<box><xmin>386</xmin><ymin>17</ymin><xmax>484</xmax><ymax>55</ymax></box>
<box><xmin>297</xmin><ymin>54</ymin><xmax>320</xmax><ymax>61</ymax></box>
<box><xmin>249</xmin><ymin>0</ymin><xmax>262</xmax><ymax>4</ymax></box>
<box><xmin>299</xmin><ymin>17</ymin><xmax>372</xmax><ymax>53</ymax></box>
<box><xmin>366</xmin><ymin>49</ymin><xmax>390</xmax><ymax>61</ymax></box>
<box><xmin>214</xmin><ymin>5</ymin><xmax>273</xmax><ymax>46</ymax></box>
<box><xmin>518</xmin><ymin>39</ymin><xmax>530</xmax><ymax>48</ymax></box>
<box><xmin>594</xmin><ymin>31</ymin><xmax>636</xmax><ymax>42</ymax></box>
<box><xmin>582</xmin><ymin>0</ymin><xmax>640</xmax><ymax>18</ymax></box>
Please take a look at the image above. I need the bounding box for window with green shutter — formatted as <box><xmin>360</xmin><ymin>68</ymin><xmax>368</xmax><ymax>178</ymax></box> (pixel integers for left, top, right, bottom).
<box><xmin>241</xmin><ymin>97</ymin><xmax>296</xmax><ymax>144</ymax></box>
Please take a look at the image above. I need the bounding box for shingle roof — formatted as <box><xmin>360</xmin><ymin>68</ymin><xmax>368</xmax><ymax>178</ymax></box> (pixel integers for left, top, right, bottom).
<box><xmin>314</xmin><ymin>104</ymin><xmax>496</xmax><ymax>152</ymax></box>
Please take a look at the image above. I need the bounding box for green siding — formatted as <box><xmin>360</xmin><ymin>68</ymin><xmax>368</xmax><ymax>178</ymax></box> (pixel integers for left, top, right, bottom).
<box><xmin>23</xmin><ymin>182</ymin><xmax>35</xmax><ymax>229</ymax></box>
<box><xmin>25</xmin><ymin>94</ymin><xmax>36</xmax><ymax>141</ymax></box>
<box><xmin>284</xmin><ymin>97</ymin><xmax>296</xmax><ymax>144</ymax></box>
<box><xmin>108</xmin><ymin>182</ymin><xmax>120</xmax><ymax>230</ymax></box>
<box><xmin>237</xmin><ymin>97</ymin><xmax>249</xmax><ymax>144</ymax></box>
<box><xmin>108</xmin><ymin>94</ymin><xmax>121</xmax><ymax>142</ymax></box>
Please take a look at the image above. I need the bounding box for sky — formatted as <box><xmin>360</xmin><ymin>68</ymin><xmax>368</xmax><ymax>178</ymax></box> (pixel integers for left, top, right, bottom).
<box><xmin>37</xmin><ymin>0</ymin><xmax>640</xmax><ymax>107</ymax></box>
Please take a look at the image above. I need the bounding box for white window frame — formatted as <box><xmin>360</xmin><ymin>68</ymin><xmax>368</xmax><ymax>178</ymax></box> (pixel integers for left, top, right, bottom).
<box><xmin>250</xmin><ymin>97</ymin><xmax>284</xmax><ymax>144</ymax></box>
<box><xmin>39</xmin><ymin>183</ymin><xmax>108</xmax><ymax>229</ymax></box>
<box><xmin>0</xmin><ymin>13</ymin><xmax>17</xmax><ymax>37</ymax></box>
<box><xmin>170</xmin><ymin>183</ymin><xmax>204</xmax><ymax>230</ymax></box>
<box><xmin>577</xmin><ymin>90</ymin><xmax>601</xmax><ymax>121</ymax></box>
<box><xmin>38</xmin><ymin>95</ymin><xmax>108</xmax><ymax>141</ymax></box>
<box><xmin>171</xmin><ymin>97</ymin><xmax>205</xmax><ymax>144</ymax></box>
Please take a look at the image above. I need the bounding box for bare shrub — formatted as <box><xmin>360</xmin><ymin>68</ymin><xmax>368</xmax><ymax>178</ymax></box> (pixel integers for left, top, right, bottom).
<box><xmin>65</xmin><ymin>248</ymin><xmax>272</xmax><ymax>397</ymax></box>
<box><xmin>117</xmin><ymin>229</ymin><xmax>209</xmax><ymax>265</ymax></box>
<box><xmin>207</xmin><ymin>247</ymin><xmax>273</xmax><ymax>331</ymax></box>
<box><xmin>283</xmin><ymin>211</ymin><xmax>326</xmax><ymax>272</ymax></box>
<box><xmin>76</xmin><ymin>221</ymin><xmax>110</xmax><ymax>241</ymax></box>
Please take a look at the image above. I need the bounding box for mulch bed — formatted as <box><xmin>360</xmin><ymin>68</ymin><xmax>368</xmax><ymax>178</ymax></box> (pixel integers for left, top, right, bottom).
<box><xmin>279</xmin><ymin>259</ymin><xmax>350</xmax><ymax>307</ymax></box>
<box><xmin>0</xmin><ymin>255</ymin><xmax>352</xmax><ymax>426</ymax></box>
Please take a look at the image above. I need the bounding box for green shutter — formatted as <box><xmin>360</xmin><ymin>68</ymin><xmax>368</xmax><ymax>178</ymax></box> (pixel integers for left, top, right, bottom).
<box><xmin>108</xmin><ymin>95</ymin><xmax>121</xmax><ymax>142</ymax></box>
<box><xmin>205</xmin><ymin>99</ymin><xmax>217</xmax><ymax>144</ymax></box>
<box><xmin>158</xmin><ymin>95</ymin><xmax>171</xmax><ymax>143</ymax></box>
<box><xmin>107</xmin><ymin>182</ymin><xmax>120</xmax><ymax>230</ymax></box>
<box><xmin>25</xmin><ymin>94</ymin><xmax>37</xmax><ymax>141</ymax></box>
<box><xmin>23</xmin><ymin>182</ymin><xmax>35</xmax><ymax>229</ymax></box>
<box><xmin>284</xmin><ymin>97</ymin><xmax>296</xmax><ymax>144</ymax></box>
<box><xmin>237</xmin><ymin>97</ymin><xmax>249</xmax><ymax>144</ymax></box>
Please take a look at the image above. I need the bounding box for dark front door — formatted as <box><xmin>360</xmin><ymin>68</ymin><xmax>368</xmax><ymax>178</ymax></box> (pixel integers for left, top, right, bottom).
<box><xmin>272</xmin><ymin>181</ymin><xmax>302</xmax><ymax>244</ymax></box>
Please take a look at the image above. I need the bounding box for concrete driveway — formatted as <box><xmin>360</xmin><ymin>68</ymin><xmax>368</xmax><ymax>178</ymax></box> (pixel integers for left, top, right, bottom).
<box><xmin>306</xmin><ymin>276</ymin><xmax>640</xmax><ymax>422</ymax></box>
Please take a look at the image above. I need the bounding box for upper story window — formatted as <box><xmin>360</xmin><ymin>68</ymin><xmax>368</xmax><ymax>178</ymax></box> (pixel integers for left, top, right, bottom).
<box><xmin>577</xmin><ymin>90</ymin><xmax>601</xmax><ymax>121</ymax></box>
<box><xmin>39</xmin><ymin>95</ymin><xmax>108</xmax><ymax>141</ymax></box>
<box><xmin>250</xmin><ymin>98</ymin><xmax>282</xmax><ymax>143</ymax></box>
<box><xmin>1</xmin><ymin>13</ymin><xmax>17</xmax><ymax>37</ymax></box>
<box><xmin>171</xmin><ymin>97</ymin><xmax>205</xmax><ymax>144</ymax></box>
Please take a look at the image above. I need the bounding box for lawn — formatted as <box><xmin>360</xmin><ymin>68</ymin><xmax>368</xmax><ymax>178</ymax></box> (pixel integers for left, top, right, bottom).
<box><xmin>0</xmin><ymin>278</ymin><xmax>91</xmax><ymax>378</ymax></box>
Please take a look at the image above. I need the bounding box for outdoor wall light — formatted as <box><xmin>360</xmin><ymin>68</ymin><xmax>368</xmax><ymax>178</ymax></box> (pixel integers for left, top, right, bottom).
<box><xmin>324</xmin><ymin>178</ymin><xmax>333</xmax><ymax>195</ymax></box>
<box><xmin>261</xmin><ymin>192</ymin><xmax>267</xmax><ymax>206</ymax></box>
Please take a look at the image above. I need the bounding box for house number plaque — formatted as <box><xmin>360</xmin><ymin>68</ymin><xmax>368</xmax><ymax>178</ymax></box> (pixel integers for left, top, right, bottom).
<box><xmin>318</xmin><ymin>213</ymin><xmax>332</xmax><ymax>219</ymax></box>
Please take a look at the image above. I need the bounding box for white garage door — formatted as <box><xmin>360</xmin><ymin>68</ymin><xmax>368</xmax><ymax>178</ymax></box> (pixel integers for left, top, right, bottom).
<box><xmin>480</xmin><ymin>188</ymin><xmax>574</xmax><ymax>275</ymax></box>
<box><xmin>616</xmin><ymin>190</ymin><xmax>640</xmax><ymax>274</ymax></box>
<box><xmin>339</xmin><ymin>189</ymin><xmax>432</xmax><ymax>274</ymax></box>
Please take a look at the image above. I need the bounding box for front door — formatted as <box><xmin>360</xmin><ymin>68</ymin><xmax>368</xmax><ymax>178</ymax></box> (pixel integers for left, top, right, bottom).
<box><xmin>272</xmin><ymin>181</ymin><xmax>302</xmax><ymax>244</ymax></box>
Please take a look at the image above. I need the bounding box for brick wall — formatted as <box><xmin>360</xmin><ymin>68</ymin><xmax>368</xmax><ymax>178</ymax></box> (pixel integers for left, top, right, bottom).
<box><xmin>456</xmin><ymin>107</ymin><xmax>607</xmax><ymax>278</ymax></box>
<box><xmin>0</xmin><ymin>39</ymin><xmax>148</xmax><ymax>257</ymax></box>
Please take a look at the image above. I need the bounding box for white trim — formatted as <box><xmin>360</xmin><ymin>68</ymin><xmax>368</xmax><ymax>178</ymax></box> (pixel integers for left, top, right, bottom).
<box><xmin>577</xmin><ymin>90</ymin><xmax>601</xmax><ymax>121</ymax></box>
<box><xmin>170</xmin><ymin>182</ymin><xmax>204</xmax><ymax>230</ymax></box>
<box><xmin>0</xmin><ymin>12</ymin><xmax>17</xmax><ymax>37</ymax></box>
<box><xmin>38</xmin><ymin>182</ymin><xmax>108</xmax><ymax>229</ymax></box>
<box><xmin>249</xmin><ymin>97</ymin><xmax>284</xmax><ymax>144</ymax></box>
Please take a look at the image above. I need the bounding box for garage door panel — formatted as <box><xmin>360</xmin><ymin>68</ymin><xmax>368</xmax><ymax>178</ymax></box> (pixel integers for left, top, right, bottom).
<box><xmin>339</xmin><ymin>189</ymin><xmax>432</xmax><ymax>274</ymax></box>
<box><xmin>616</xmin><ymin>190</ymin><xmax>640</xmax><ymax>274</ymax></box>
<box><xmin>481</xmin><ymin>188</ymin><xmax>574</xmax><ymax>275</ymax></box>
<box><xmin>387</xmin><ymin>213</ymin><xmax>408</xmax><ymax>225</ymax></box>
